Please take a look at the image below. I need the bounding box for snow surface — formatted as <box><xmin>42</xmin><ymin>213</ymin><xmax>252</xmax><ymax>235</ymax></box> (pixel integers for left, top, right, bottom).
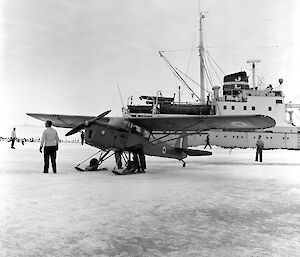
<box><xmin>1</xmin><ymin>141</ymin><xmax>300</xmax><ymax>257</ymax></box>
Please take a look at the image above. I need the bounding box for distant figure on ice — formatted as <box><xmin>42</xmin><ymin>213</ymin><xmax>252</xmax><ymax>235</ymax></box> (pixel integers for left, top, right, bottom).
<box><xmin>204</xmin><ymin>134</ymin><xmax>212</xmax><ymax>149</ymax></box>
<box><xmin>80</xmin><ymin>131</ymin><xmax>85</xmax><ymax>145</ymax></box>
<box><xmin>10</xmin><ymin>127</ymin><xmax>17</xmax><ymax>149</ymax></box>
<box><xmin>40</xmin><ymin>120</ymin><xmax>59</xmax><ymax>173</ymax></box>
<box><xmin>255</xmin><ymin>135</ymin><xmax>264</xmax><ymax>162</ymax></box>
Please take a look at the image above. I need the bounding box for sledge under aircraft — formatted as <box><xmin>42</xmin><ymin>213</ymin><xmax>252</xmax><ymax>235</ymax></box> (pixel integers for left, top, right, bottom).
<box><xmin>27</xmin><ymin>111</ymin><xmax>275</xmax><ymax>175</ymax></box>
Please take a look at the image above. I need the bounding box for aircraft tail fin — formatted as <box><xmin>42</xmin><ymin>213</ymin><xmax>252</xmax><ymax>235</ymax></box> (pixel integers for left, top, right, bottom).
<box><xmin>174</xmin><ymin>135</ymin><xmax>188</xmax><ymax>149</ymax></box>
<box><xmin>174</xmin><ymin>134</ymin><xmax>212</xmax><ymax>156</ymax></box>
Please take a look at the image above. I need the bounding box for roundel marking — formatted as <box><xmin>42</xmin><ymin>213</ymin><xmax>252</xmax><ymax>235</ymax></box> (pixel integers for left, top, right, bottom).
<box><xmin>162</xmin><ymin>146</ymin><xmax>167</xmax><ymax>154</ymax></box>
<box><xmin>231</xmin><ymin>121</ymin><xmax>248</xmax><ymax>127</ymax></box>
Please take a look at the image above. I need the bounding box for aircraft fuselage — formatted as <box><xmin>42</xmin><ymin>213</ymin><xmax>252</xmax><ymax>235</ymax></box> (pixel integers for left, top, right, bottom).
<box><xmin>84</xmin><ymin>124</ymin><xmax>187</xmax><ymax>160</ymax></box>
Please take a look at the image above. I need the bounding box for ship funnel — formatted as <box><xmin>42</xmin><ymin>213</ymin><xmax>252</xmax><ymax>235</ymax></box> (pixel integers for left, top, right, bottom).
<box><xmin>212</xmin><ymin>86</ymin><xmax>220</xmax><ymax>100</ymax></box>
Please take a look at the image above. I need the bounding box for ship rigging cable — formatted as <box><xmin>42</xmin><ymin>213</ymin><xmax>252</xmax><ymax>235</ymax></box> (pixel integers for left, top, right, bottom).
<box><xmin>159</xmin><ymin>51</ymin><xmax>201</xmax><ymax>102</ymax></box>
<box><xmin>204</xmin><ymin>52</ymin><xmax>223</xmax><ymax>86</ymax></box>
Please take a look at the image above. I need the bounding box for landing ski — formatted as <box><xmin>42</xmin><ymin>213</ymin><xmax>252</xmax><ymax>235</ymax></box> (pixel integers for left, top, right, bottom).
<box><xmin>112</xmin><ymin>169</ymin><xmax>145</xmax><ymax>175</ymax></box>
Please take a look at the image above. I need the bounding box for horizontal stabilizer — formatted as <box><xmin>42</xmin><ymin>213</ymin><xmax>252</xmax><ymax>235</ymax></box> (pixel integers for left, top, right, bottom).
<box><xmin>177</xmin><ymin>148</ymin><xmax>212</xmax><ymax>156</ymax></box>
<box><xmin>181</xmin><ymin>148</ymin><xmax>212</xmax><ymax>156</ymax></box>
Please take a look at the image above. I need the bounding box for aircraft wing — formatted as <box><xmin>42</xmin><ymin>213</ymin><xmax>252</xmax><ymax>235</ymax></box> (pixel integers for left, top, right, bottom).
<box><xmin>128</xmin><ymin>115</ymin><xmax>276</xmax><ymax>132</ymax></box>
<box><xmin>26</xmin><ymin>113</ymin><xmax>97</xmax><ymax>128</ymax></box>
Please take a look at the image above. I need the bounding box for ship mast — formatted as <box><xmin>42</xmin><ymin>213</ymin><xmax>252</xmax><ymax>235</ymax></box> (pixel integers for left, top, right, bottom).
<box><xmin>199</xmin><ymin>11</ymin><xmax>205</xmax><ymax>103</ymax></box>
<box><xmin>247</xmin><ymin>59</ymin><xmax>261</xmax><ymax>88</ymax></box>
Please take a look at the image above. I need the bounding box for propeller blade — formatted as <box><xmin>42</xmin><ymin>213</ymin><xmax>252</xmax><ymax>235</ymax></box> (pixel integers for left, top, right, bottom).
<box><xmin>65</xmin><ymin>110</ymin><xmax>111</xmax><ymax>136</ymax></box>
<box><xmin>65</xmin><ymin>123</ymin><xmax>86</xmax><ymax>136</ymax></box>
<box><xmin>90</xmin><ymin>110</ymin><xmax>111</xmax><ymax>122</ymax></box>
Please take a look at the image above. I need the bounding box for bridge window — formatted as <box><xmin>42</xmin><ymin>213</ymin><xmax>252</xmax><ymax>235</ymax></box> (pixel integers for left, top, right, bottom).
<box><xmin>223</xmin><ymin>105</ymin><xmax>227</xmax><ymax>110</ymax></box>
<box><xmin>252</xmin><ymin>106</ymin><xmax>255</xmax><ymax>110</ymax></box>
<box><xmin>231</xmin><ymin>106</ymin><xmax>235</xmax><ymax>110</ymax></box>
<box><xmin>268</xmin><ymin>107</ymin><xmax>272</xmax><ymax>111</ymax></box>
<box><xmin>243</xmin><ymin>106</ymin><xmax>247</xmax><ymax>110</ymax></box>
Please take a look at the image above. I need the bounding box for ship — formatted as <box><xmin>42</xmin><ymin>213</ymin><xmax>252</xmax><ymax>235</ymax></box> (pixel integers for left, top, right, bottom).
<box><xmin>122</xmin><ymin>12</ymin><xmax>300</xmax><ymax>150</ymax></box>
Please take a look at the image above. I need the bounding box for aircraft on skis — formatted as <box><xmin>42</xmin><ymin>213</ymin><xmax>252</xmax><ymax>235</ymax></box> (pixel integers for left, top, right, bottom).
<box><xmin>27</xmin><ymin>111</ymin><xmax>275</xmax><ymax>175</ymax></box>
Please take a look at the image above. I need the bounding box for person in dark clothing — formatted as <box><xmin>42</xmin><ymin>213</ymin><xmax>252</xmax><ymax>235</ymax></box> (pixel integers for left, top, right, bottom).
<box><xmin>114</xmin><ymin>150</ymin><xmax>123</xmax><ymax>169</ymax></box>
<box><xmin>132</xmin><ymin>150</ymin><xmax>140</xmax><ymax>172</ymax></box>
<box><xmin>131</xmin><ymin>148</ymin><xmax>146</xmax><ymax>173</ymax></box>
<box><xmin>10</xmin><ymin>127</ymin><xmax>17</xmax><ymax>149</ymax></box>
<box><xmin>80</xmin><ymin>131</ymin><xmax>85</xmax><ymax>145</ymax></box>
<box><xmin>137</xmin><ymin>148</ymin><xmax>146</xmax><ymax>172</ymax></box>
<box><xmin>255</xmin><ymin>135</ymin><xmax>264</xmax><ymax>162</ymax></box>
<box><xmin>204</xmin><ymin>134</ymin><xmax>212</xmax><ymax>149</ymax></box>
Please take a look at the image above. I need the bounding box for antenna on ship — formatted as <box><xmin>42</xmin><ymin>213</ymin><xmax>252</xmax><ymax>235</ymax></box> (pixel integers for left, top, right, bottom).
<box><xmin>199</xmin><ymin>5</ymin><xmax>206</xmax><ymax>103</ymax></box>
<box><xmin>247</xmin><ymin>59</ymin><xmax>261</xmax><ymax>89</ymax></box>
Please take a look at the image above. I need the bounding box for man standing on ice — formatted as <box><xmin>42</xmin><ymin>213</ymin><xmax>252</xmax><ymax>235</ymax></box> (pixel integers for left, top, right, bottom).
<box><xmin>40</xmin><ymin>120</ymin><xmax>59</xmax><ymax>173</ymax></box>
<box><xmin>10</xmin><ymin>127</ymin><xmax>17</xmax><ymax>149</ymax></box>
<box><xmin>255</xmin><ymin>135</ymin><xmax>264</xmax><ymax>162</ymax></box>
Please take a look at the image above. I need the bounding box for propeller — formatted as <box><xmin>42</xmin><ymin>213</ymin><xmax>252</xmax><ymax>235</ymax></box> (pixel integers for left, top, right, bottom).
<box><xmin>65</xmin><ymin>110</ymin><xmax>111</xmax><ymax>136</ymax></box>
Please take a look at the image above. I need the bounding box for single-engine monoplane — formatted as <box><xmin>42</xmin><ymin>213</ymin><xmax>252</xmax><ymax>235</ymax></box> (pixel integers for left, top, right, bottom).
<box><xmin>27</xmin><ymin>111</ymin><xmax>275</xmax><ymax>175</ymax></box>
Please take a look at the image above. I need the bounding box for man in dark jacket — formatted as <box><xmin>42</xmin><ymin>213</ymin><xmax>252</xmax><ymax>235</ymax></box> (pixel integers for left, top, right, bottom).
<box><xmin>255</xmin><ymin>135</ymin><xmax>264</xmax><ymax>162</ymax></box>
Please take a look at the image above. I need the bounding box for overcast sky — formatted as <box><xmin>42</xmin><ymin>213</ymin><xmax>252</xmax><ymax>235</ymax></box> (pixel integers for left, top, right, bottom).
<box><xmin>1</xmin><ymin>0</ymin><xmax>300</xmax><ymax>138</ymax></box>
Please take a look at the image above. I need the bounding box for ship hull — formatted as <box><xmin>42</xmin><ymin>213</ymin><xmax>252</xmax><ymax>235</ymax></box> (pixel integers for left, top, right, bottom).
<box><xmin>189</xmin><ymin>130</ymin><xmax>300</xmax><ymax>150</ymax></box>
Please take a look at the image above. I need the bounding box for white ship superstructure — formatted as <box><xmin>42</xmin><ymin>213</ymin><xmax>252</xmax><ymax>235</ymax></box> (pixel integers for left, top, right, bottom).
<box><xmin>188</xmin><ymin>70</ymin><xmax>300</xmax><ymax>149</ymax></box>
